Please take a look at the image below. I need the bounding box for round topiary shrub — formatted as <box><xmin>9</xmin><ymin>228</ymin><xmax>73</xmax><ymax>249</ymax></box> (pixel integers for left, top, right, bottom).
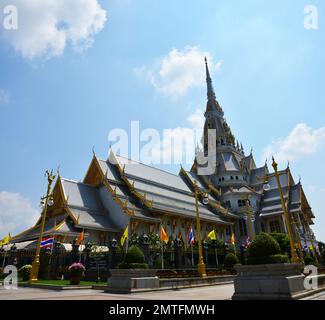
<box><xmin>224</xmin><ymin>252</ymin><xmax>239</xmax><ymax>268</ymax></box>
<box><xmin>224</xmin><ymin>253</ymin><xmax>239</xmax><ymax>271</ymax></box>
<box><xmin>304</xmin><ymin>255</ymin><xmax>315</xmax><ymax>266</ymax></box>
<box><xmin>248</xmin><ymin>233</ymin><xmax>281</xmax><ymax>265</ymax></box>
<box><xmin>125</xmin><ymin>246</ymin><xmax>145</xmax><ymax>264</ymax></box>
<box><xmin>19</xmin><ymin>264</ymin><xmax>32</xmax><ymax>281</ymax></box>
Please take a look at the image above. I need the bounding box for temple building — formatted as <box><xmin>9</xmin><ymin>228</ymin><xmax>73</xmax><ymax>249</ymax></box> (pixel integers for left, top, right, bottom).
<box><xmin>12</xmin><ymin>59</ymin><xmax>319</xmax><ymax>253</ymax></box>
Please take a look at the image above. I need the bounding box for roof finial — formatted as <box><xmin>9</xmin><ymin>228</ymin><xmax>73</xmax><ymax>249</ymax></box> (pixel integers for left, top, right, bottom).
<box><xmin>92</xmin><ymin>146</ymin><xmax>96</xmax><ymax>157</ymax></box>
<box><xmin>205</xmin><ymin>57</ymin><xmax>216</xmax><ymax>101</ymax></box>
<box><xmin>57</xmin><ymin>165</ymin><xmax>61</xmax><ymax>178</ymax></box>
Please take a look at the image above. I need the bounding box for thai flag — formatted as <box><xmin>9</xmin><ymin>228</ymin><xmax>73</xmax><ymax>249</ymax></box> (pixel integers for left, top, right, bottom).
<box><xmin>188</xmin><ymin>227</ymin><xmax>195</xmax><ymax>245</ymax></box>
<box><xmin>245</xmin><ymin>236</ymin><xmax>251</xmax><ymax>248</ymax></box>
<box><xmin>41</xmin><ymin>237</ymin><xmax>54</xmax><ymax>248</ymax></box>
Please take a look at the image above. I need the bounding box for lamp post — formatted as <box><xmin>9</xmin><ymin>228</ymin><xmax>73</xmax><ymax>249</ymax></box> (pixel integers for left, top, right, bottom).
<box><xmin>29</xmin><ymin>170</ymin><xmax>56</xmax><ymax>283</ymax></box>
<box><xmin>244</xmin><ymin>198</ymin><xmax>255</xmax><ymax>241</ymax></box>
<box><xmin>193</xmin><ymin>180</ymin><xmax>208</xmax><ymax>277</ymax></box>
<box><xmin>271</xmin><ymin>157</ymin><xmax>300</xmax><ymax>263</ymax></box>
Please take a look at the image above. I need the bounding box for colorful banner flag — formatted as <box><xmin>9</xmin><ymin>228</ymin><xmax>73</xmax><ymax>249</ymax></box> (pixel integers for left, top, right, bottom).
<box><xmin>120</xmin><ymin>225</ymin><xmax>129</xmax><ymax>246</ymax></box>
<box><xmin>208</xmin><ymin>229</ymin><xmax>217</xmax><ymax>240</ymax></box>
<box><xmin>0</xmin><ymin>233</ymin><xmax>11</xmax><ymax>246</ymax></box>
<box><xmin>76</xmin><ymin>230</ymin><xmax>84</xmax><ymax>245</ymax></box>
<box><xmin>41</xmin><ymin>237</ymin><xmax>54</xmax><ymax>248</ymax></box>
<box><xmin>188</xmin><ymin>227</ymin><xmax>195</xmax><ymax>245</ymax></box>
<box><xmin>160</xmin><ymin>225</ymin><xmax>169</xmax><ymax>244</ymax></box>
<box><xmin>245</xmin><ymin>236</ymin><xmax>251</xmax><ymax>248</ymax></box>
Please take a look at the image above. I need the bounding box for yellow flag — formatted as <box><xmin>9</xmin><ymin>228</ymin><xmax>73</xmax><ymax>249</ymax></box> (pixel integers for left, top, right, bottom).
<box><xmin>0</xmin><ymin>233</ymin><xmax>11</xmax><ymax>246</ymax></box>
<box><xmin>120</xmin><ymin>225</ymin><xmax>129</xmax><ymax>246</ymax></box>
<box><xmin>231</xmin><ymin>232</ymin><xmax>235</xmax><ymax>245</ymax></box>
<box><xmin>208</xmin><ymin>230</ymin><xmax>217</xmax><ymax>240</ymax></box>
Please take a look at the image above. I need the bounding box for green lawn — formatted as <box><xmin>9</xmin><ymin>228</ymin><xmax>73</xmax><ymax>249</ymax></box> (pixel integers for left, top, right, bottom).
<box><xmin>20</xmin><ymin>279</ymin><xmax>107</xmax><ymax>286</ymax></box>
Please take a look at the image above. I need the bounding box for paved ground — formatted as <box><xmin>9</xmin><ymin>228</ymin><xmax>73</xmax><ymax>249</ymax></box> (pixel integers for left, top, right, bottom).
<box><xmin>0</xmin><ymin>284</ymin><xmax>234</xmax><ymax>300</ymax></box>
<box><xmin>302</xmin><ymin>291</ymin><xmax>325</xmax><ymax>300</ymax></box>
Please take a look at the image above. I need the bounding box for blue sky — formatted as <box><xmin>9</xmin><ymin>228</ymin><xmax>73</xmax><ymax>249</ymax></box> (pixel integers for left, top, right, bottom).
<box><xmin>0</xmin><ymin>0</ymin><xmax>324</xmax><ymax>241</ymax></box>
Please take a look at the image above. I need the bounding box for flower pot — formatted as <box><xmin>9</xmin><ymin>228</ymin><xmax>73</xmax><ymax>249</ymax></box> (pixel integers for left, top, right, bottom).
<box><xmin>70</xmin><ymin>275</ymin><xmax>81</xmax><ymax>285</ymax></box>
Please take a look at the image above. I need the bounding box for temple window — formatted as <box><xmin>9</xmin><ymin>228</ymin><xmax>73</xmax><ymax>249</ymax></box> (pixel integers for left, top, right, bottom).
<box><xmin>230</xmin><ymin>176</ymin><xmax>234</xmax><ymax>180</ymax></box>
<box><xmin>225</xmin><ymin>200</ymin><xmax>231</xmax><ymax>208</ymax></box>
<box><xmin>269</xmin><ymin>220</ymin><xmax>281</xmax><ymax>233</ymax></box>
<box><xmin>238</xmin><ymin>199</ymin><xmax>245</xmax><ymax>207</ymax></box>
<box><xmin>235</xmin><ymin>176</ymin><xmax>239</xmax><ymax>180</ymax></box>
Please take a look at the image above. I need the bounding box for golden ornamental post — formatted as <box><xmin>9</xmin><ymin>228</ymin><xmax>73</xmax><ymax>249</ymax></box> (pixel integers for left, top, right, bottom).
<box><xmin>271</xmin><ymin>157</ymin><xmax>300</xmax><ymax>263</ymax></box>
<box><xmin>194</xmin><ymin>180</ymin><xmax>207</xmax><ymax>277</ymax></box>
<box><xmin>244</xmin><ymin>197</ymin><xmax>255</xmax><ymax>241</ymax></box>
<box><xmin>29</xmin><ymin>170</ymin><xmax>56</xmax><ymax>283</ymax></box>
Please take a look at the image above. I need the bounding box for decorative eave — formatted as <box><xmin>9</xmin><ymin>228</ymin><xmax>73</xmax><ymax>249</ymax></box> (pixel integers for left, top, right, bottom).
<box><xmin>111</xmin><ymin>152</ymin><xmax>154</xmax><ymax>210</ymax></box>
<box><xmin>179</xmin><ymin>165</ymin><xmax>233</xmax><ymax>219</ymax></box>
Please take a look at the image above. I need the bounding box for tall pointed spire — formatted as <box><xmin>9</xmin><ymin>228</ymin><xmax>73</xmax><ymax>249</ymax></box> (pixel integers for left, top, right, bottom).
<box><xmin>204</xmin><ymin>57</ymin><xmax>224</xmax><ymax>116</ymax></box>
<box><xmin>205</xmin><ymin>57</ymin><xmax>216</xmax><ymax>101</ymax></box>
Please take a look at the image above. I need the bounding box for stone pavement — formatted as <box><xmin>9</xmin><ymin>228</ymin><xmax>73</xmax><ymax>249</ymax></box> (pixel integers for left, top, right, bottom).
<box><xmin>301</xmin><ymin>291</ymin><xmax>325</xmax><ymax>300</ymax></box>
<box><xmin>0</xmin><ymin>284</ymin><xmax>234</xmax><ymax>300</ymax></box>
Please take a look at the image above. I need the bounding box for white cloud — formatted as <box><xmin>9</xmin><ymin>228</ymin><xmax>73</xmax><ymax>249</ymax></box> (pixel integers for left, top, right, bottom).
<box><xmin>135</xmin><ymin>46</ymin><xmax>223</xmax><ymax>97</ymax></box>
<box><xmin>147</xmin><ymin>109</ymin><xmax>204</xmax><ymax>166</ymax></box>
<box><xmin>262</xmin><ymin>123</ymin><xmax>325</xmax><ymax>164</ymax></box>
<box><xmin>0</xmin><ymin>0</ymin><xmax>107</xmax><ymax>60</ymax></box>
<box><xmin>0</xmin><ymin>90</ymin><xmax>9</xmax><ymax>105</ymax></box>
<box><xmin>0</xmin><ymin>191</ymin><xmax>39</xmax><ymax>238</ymax></box>
<box><xmin>187</xmin><ymin>108</ymin><xmax>205</xmax><ymax>129</ymax></box>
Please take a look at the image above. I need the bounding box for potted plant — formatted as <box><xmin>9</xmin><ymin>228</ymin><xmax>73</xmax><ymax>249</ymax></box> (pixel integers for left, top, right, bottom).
<box><xmin>19</xmin><ymin>264</ymin><xmax>32</xmax><ymax>281</ymax></box>
<box><xmin>106</xmin><ymin>246</ymin><xmax>158</xmax><ymax>293</ymax></box>
<box><xmin>68</xmin><ymin>262</ymin><xmax>85</xmax><ymax>285</ymax></box>
<box><xmin>232</xmin><ymin>233</ymin><xmax>304</xmax><ymax>300</ymax></box>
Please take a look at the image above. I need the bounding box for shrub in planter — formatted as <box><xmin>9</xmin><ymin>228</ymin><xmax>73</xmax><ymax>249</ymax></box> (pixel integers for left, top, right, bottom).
<box><xmin>125</xmin><ymin>246</ymin><xmax>145</xmax><ymax>264</ymax></box>
<box><xmin>269</xmin><ymin>254</ymin><xmax>290</xmax><ymax>264</ymax></box>
<box><xmin>247</xmin><ymin>233</ymin><xmax>281</xmax><ymax>265</ymax></box>
<box><xmin>68</xmin><ymin>262</ymin><xmax>85</xmax><ymax>285</ymax></box>
<box><xmin>19</xmin><ymin>264</ymin><xmax>32</xmax><ymax>281</ymax></box>
<box><xmin>270</xmin><ymin>233</ymin><xmax>291</xmax><ymax>256</ymax></box>
<box><xmin>304</xmin><ymin>255</ymin><xmax>315</xmax><ymax>266</ymax></box>
<box><xmin>118</xmin><ymin>246</ymin><xmax>148</xmax><ymax>269</ymax></box>
<box><xmin>224</xmin><ymin>253</ymin><xmax>239</xmax><ymax>271</ymax></box>
<box><xmin>118</xmin><ymin>262</ymin><xmax>148</xmax><ymax>269</ymax></box>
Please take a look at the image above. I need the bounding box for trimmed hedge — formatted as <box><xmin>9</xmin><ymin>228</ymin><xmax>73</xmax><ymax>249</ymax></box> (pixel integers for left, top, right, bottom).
<box><xmin>304</xmin><ymin>255</ymin><xmax>315</xmax><ymax>266</ymax></box>
<box><xmin>118</xmin><ymin>246</ymin><xmax>148</xmax><ymax>269</ymax></box>
<box><xmin>247</xmin><ymin>233</ymin><xmax>281</xmax><ymax>265</ymax></box>
<box><xmin>224</xmin><ymin>253</ymin><xmax>239</xmax><ymax>269</ymax></box>
<box><xmin>125</xmin><ymin>246</ymin><xmax>145</xmax><ymax>264</ymax></box>
<box><xmin>19</xmin><ymin>264</ymin><xmax>32</xmax><ymax>281</ymax></box>
<box><xmin>118</xmin><ymin>262</ymin><xmax>148</xmax><ymax>269</ymax></box>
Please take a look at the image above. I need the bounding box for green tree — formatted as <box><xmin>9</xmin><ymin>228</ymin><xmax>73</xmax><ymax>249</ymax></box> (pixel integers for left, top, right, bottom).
<box><xmin>270</xmin><ymin>233</ymin><xmax>290</xmax><ymax>256</ymax></box>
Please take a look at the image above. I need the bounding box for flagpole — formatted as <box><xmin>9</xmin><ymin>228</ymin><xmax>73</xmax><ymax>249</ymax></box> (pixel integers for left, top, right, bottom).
<box><xmin>161</xmin><ymin>241</ymin><xmax>164</xmax><ymax>270</ymax></box>
<box><xmin>2</xmin><ymin>251</ymin><xmax>7</xmax><ymax>268</ymax></box>
<box><xmin>191</xmin><ymin>244</ymin><xmax>194</xmax><ymax>267</ymax></box>
<box><xmin>215</xmin><ymin>247</ymin><xmax>219</xmax><ymax>268</ymax></box>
